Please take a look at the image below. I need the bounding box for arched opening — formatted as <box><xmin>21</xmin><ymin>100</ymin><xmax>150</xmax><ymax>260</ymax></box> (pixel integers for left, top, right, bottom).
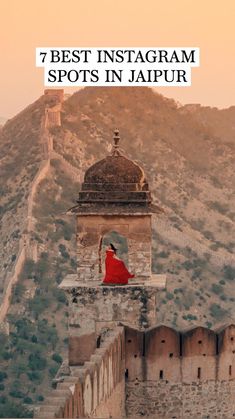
<box><xmin>99</xmin><ymin>230</ymin><xmax>128</xmax><ymax>276</ymax></box>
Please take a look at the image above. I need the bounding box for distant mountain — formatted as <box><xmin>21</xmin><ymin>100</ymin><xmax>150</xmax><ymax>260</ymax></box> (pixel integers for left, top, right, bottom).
<box><xmin>0</xmin><ymin>87</ymin><xmax>234</xmax><ymax>414</ymax></box>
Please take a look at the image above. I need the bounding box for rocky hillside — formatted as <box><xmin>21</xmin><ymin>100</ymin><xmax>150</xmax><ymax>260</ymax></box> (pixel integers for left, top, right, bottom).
<box><xmin>0</xmin><ymin>87</ymin><xmax>235</xmax><ymax>416</ymax></box>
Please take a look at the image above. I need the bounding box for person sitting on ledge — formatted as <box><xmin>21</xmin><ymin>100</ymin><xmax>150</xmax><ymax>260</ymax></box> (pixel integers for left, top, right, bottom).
<box><xmin>102</xmin><ymin>243</ymin><xmax>135</xmax><ymax>285</ymax></box>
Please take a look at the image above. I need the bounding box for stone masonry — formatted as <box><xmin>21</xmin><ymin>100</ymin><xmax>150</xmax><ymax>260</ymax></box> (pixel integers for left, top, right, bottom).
<box><xmin>60</xmin><ymin>276</ymin><xmax>161</xmax><ymax>366</ymax></box>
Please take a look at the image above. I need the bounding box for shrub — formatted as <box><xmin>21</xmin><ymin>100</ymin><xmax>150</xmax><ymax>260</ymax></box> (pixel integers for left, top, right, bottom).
<box><xmin>27</xmin><ymin>371</ymin><xmax>42</xmax><ymax>382</ymax></box>
<box><xmin>223</xmin><ymin>265</ymin><xmax>235</xmax><ymax>281</ymax></box>
<box><xmin>203</xmin><ymin>230</ymin><xmax>215</xmax><ymax>240</ymax></box>
<box><xmin>2</xmin><ymin>351</ymin><xmax>12</xmax><ymax>360</ymax></box>
<box><xmin>210</xmin><ymin>303</ymin><xmax>227</xmax><ymax>320</ymax></box>
<box><xmin>12</xmin><ymin>283</ymin><xmax>26</xmax><ymax>303</ymax></box>
<box><xmin>157</xmin><ymin>250</ymin><xmax>170</xmax><ymax>258</ymax></box>
<box><xmin>0</xmin><ymin>400</ymin><xmax>33</xmax><ymax>418</ymax></box>
<box><xmin>211</xmin><ymin>284</ymin><xmax>223</xmax><ymax>295</ymax></box>
<box><xmin>9</xmin><ymin>381</ymin><xmax>25</xmax><ymax>399</ymax></box>
<box><xmin>208</xmin><ymin>201</ymin><xmax>228</xmax><ymax>214</ymax></box>
<box><xmin>63</xmin><ymin>222</ymin><xmax>74</xmax><ymax>241</ymax></box>
<box><xmin>20</xmin><ymin>259</ymin><xmax>35</xmax><ymax>280</ymax></box>
<box><xmin>210</xmin><ymin>243</ymin><xmax>221</xmax><ymax>251</ymax></box>
<box><xmin>0</xmin><ymin>384</ymin><xmax>4</xmax><ymax>391</ymax></box>
<box><xmin>15</xmin><ymin>318</ymin><xmax>34</xmax><ymax>340</ymax></box>
<box><xmin>52</xmin><ymin>353</ymin><xmax>63</xmax><ymax>364</ymax></box>
<box><xmin>219</xmin><ymin>279</ymin><xmax>226</xmax><ymax>285</ymax></box>
<box><xmin>28</xmin><ymin>294</ymin><xmax>50</xmax><ymax>319</ymax></box>
<box><xmin>0</xmin><ymin>395</ymin><xmax>7</xmax><ymax>404</ymax></box>
<box><xmin>0</xmin><ymin>372</ymin><xmax>7</xmax><ymax>382</ymax></box>
<box><xmin>70</xmin><ymin>258</ymin><xmax>77</xmax><ymax>269</ymax></box>
<box><xmin>182</xmin><ymin>314</ymin><xmax>198</xmax><ymax>321</ymax></box>
<box><xmin>49</xmin><ymin>366</ymin><xmax>59</xmax><ymax>377</ymax></box>
<box><xmin>34</xmin><ymin>253</ymin><xmax>49</xmax><ymax>282</ymax></box>
<box><xmin>52</xmin><ymin>288</ymin><xmax>67</xmax><ymax>304</ymax></box>
<box><xmin>28</xmin><ymin>353</ymin><xmax>47</xmax><ymax>371</ymax></box>
<box><xmin>182</xmin><ymin>260</ymin><xmax>194</xmax><ymax>271</ymax></box>
<box><xmin>166</xmin><ymin>292</ymin><xmax>174</xmax><ymax>300</ymax></box>
<box><xmin>58</xmin><ymin>244</ymin><xmax>70</xmax><ymax>259</ymax></box>
<box><xmin>191</xmin><ymin>269</ymin><xmax>202</xmax><ymax>280</ymax></box>
<box><xmin>23</xmin><ymin>397</ymin><xmax>33</xmax><ymax>404</ymax></box>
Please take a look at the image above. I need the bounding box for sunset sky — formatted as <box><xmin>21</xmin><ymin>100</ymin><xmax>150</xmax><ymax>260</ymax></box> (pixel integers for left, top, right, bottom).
<box><xmin>1</xmin><ymin>0</ymin><xmax>234</xmax><ymax>118</ymax></box>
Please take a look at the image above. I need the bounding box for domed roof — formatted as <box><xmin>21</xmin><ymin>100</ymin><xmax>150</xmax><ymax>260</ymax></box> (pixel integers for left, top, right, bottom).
<box><xmin>70</xmin><ymin>130</ymin><xmax>159</xmax><ymax>214</ymax></box>
<box><xmin>84</xmin><ymin>154</ymin><xmax>146</xmax><ymax>185</ymax></box>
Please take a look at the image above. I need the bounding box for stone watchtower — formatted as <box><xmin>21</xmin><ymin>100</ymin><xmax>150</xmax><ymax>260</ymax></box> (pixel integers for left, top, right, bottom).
<box><xmin>60</xmin><ymin>130</ymin><xmax>165</xmax><ymax>365</ymax></box>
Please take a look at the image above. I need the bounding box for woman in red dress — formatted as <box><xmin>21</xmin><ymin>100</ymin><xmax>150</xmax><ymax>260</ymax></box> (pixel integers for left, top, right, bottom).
<box><xmin>102</xmin><ymin>243</ymin><xmax>135</xmax><ymax>285</ymax></box>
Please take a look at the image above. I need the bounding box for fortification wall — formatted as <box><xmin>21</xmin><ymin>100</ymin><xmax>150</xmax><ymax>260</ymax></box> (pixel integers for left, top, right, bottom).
<box><xmin>125</xmin><ymin>325</ymin><xmax>235</xmax><ymax>382</ymax></box>
<box><xmin>50</xmin><ymin>151</ymin><xmax>82</xmax><ymax>183</ymax></box>
<box><xmin>125</xmin><ymin>324</ymin><xmax>235</xmax><ymax>418</ymax></box>
<box><xmin>45</xmin><ymin>104</ymin><xmax>62</xmax><ymax>127</ymax></box>
<box><xmin>35</xmin><ymin>327</ymin><xmax>126</xmax><ymax>418</ymax></box>
<box><xmin>0</xmin><ymin>245</ymin><xmax>26</xmax><ymax>323</ymax></box>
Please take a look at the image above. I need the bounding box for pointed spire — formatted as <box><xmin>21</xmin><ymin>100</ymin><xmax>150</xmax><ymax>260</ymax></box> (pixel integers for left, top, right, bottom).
<box><xmin>111</xmin><ymin>129</ymin><xmax>121</xmax><ymax>156</ymax></box>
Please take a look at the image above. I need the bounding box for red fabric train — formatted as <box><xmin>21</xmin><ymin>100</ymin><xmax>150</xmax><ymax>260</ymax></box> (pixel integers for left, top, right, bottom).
<box><xmin>103</xmin><ymin>250</ymin><xmax>135</xmax><ymax>285</ymax></box>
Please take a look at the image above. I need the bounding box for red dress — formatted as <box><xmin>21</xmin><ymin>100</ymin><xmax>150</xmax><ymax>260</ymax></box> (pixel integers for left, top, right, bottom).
<box><xmin>103</xmin><ymin>250</ymin><xmax>135</xmax><ymax>285</ymax></box>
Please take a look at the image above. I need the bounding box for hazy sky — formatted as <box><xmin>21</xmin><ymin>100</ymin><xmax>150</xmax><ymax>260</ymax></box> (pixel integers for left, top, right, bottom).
<box><xmin>1</xmin><ymin>0</ymin><xmax>234</xmax><ymax>117</ymax></box>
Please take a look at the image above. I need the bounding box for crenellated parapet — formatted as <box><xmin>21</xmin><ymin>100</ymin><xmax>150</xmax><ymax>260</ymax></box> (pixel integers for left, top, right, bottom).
<box><xmin>125</xmin><ymin>324</ymin><xmax>235</xmax><ymax>417</ymax></box>
<box><xmin>35</xmin><ymin>327</ymin><xmax>125</xmax><ymax>418</ymax></box>
<box><xmin>125</xmin><ymin>324</ymin><xmax>235</xmax><ymax>383</ymax></box>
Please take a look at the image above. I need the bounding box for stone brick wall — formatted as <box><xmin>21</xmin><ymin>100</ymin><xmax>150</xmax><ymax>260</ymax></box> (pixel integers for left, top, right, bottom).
<box><xmin>60</xmin><ymin>278</ymin><xmax>157</xmax><ymax>365</ymax></box>
<box><xmin>45</xmin><ymin>104</ymin><xmax>62</xmax><ymax>127</ymax></box>
<box><xmin>126</xmin><ymin>380</ymin><xmax>235</xmax><ymax>418</ymax></box>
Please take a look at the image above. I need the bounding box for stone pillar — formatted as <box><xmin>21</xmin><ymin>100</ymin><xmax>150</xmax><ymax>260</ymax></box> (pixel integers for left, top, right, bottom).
<box><xmin>127</xmin><ymin>215</ymin><xmax>152</xmax><ymax>277</ymax></box>
<box><xmin>128</xmin><ymin>239</ymin><xmax>152</xmax><ymax>277</ymax></box>
<box><xmin>76</xmin><ymin>218</ymin><xmax>100</xmax><ymax>281</ymax></box>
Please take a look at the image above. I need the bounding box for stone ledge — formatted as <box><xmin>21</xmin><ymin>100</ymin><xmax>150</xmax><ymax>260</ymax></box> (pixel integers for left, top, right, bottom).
<box><xmin>59</xmin><ymin>273</ymin><xmax>166</xmax><ymax>290</ymax></box>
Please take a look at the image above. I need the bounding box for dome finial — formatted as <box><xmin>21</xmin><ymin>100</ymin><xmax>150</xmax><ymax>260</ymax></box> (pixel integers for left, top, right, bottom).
<box><xmin>111</xmin><ymin>129</ymin><xmax>121</xmax><ymax>156</ymax></box>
